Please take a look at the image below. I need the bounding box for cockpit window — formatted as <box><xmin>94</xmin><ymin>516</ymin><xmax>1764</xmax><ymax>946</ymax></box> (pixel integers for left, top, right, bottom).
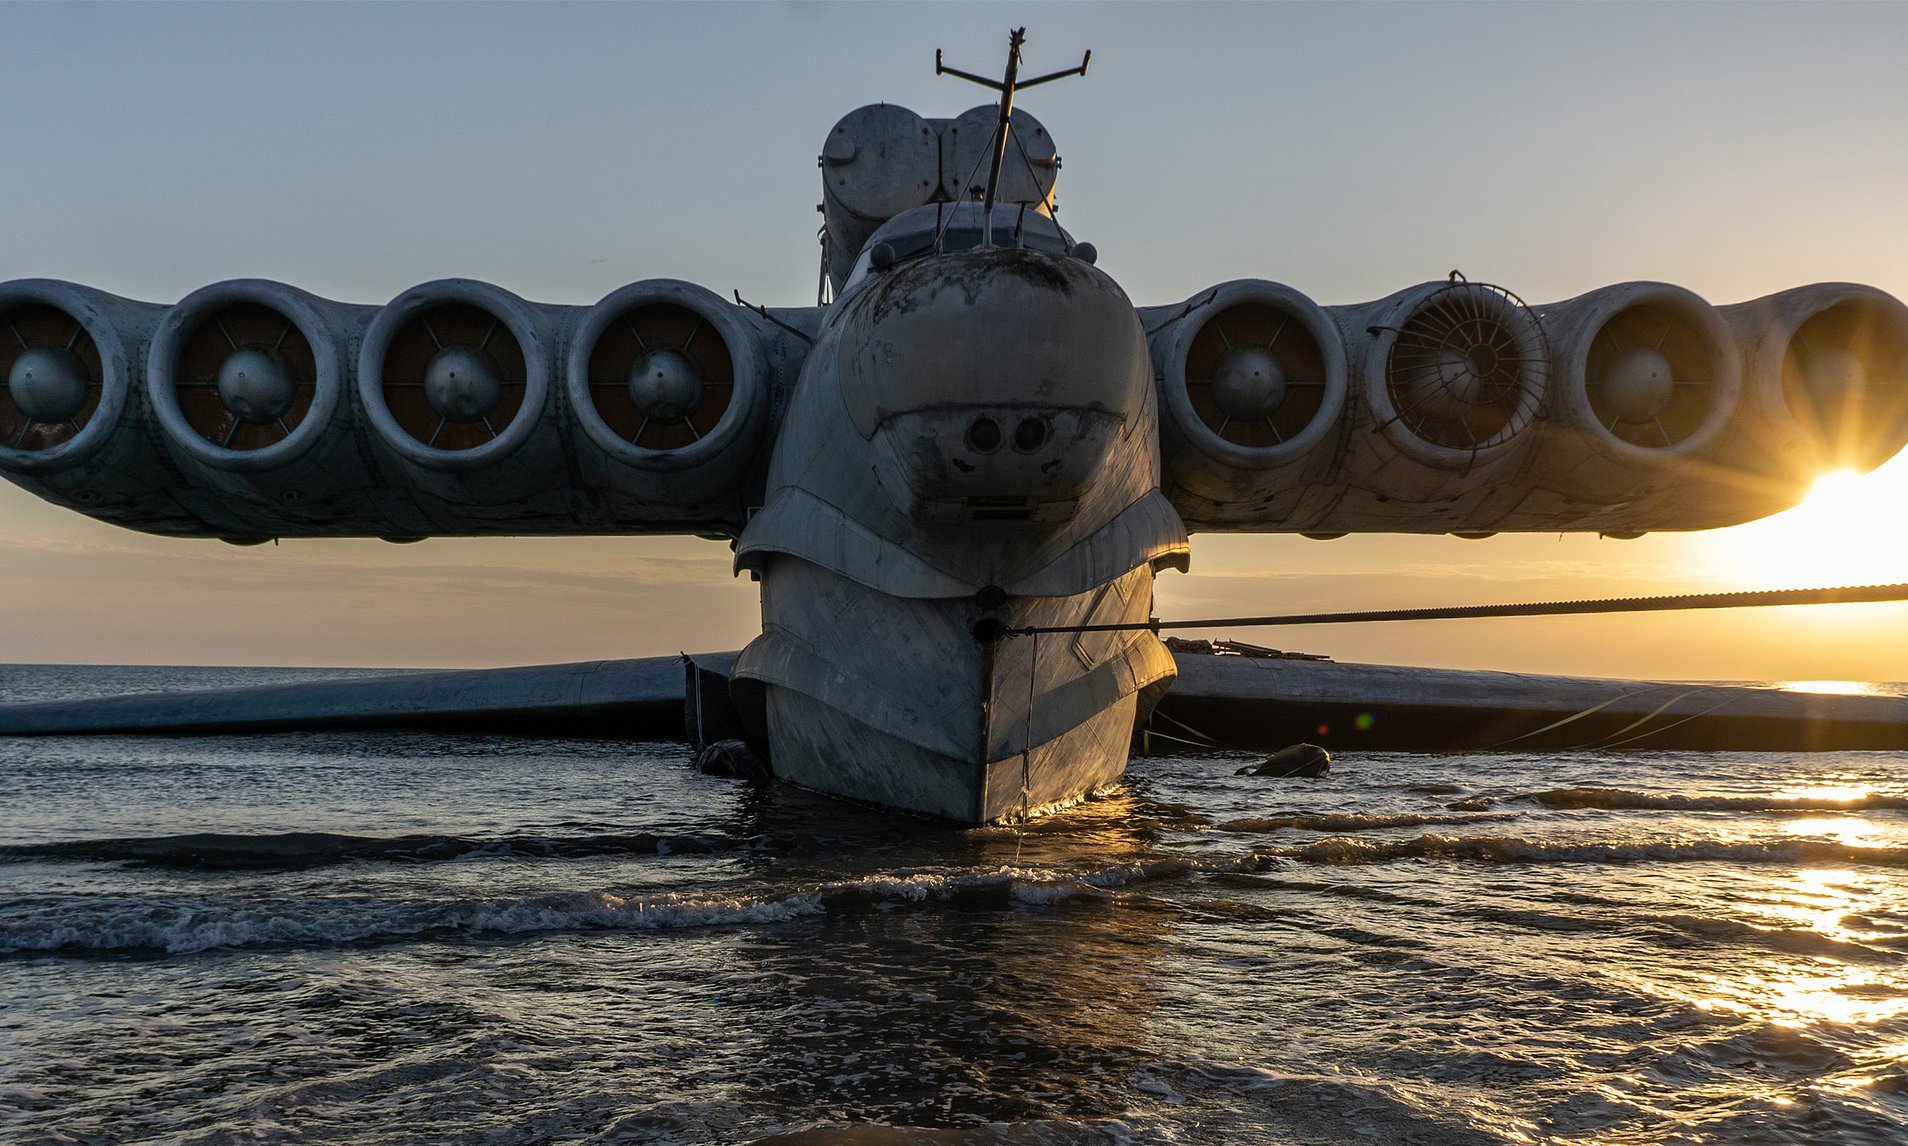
<box><xmin>842</xmin><ymin>203</ymin><xmax>1075</xmax><ymax>293</ymax></box>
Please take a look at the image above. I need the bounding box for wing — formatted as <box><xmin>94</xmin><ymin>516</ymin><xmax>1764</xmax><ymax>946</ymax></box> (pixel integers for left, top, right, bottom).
<box><xmin>0</xmin><ymin>277</ymin><xmax>819</xmax><ymax>541</ymax></box>
<box><xmin>1142</xmin><ymin>277</ymin><xmax>1908</xmax><ymax>535</ymax></box>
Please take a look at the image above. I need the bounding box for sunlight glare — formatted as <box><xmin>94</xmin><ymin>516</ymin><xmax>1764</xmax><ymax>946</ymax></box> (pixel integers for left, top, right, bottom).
<box><xmin>1779</xmin><ymin>680</ymin><xmax>1878</xmax><ymax>696</ymax></box>
<box><xmin>1696</xmin><ymin>454</ymin><xmax>1908</xmax><ymax>589</ymax></box>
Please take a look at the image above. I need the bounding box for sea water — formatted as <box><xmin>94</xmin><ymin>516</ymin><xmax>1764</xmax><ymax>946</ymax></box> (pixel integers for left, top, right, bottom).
<box><xmin>3</xmin><ymin>665</ymin><xmax>1907</xmax><ymax>1143</ymax></box>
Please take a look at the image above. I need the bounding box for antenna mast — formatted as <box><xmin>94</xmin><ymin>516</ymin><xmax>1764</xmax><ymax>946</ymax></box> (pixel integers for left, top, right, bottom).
<box><xmin>936</xmin><ymin>28</ymin><xmax>1090</xmax><ymax>246</ymax></box>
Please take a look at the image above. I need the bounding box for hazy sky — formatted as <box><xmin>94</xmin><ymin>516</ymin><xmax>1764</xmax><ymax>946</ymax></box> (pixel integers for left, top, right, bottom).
<box><xmin>4</xmin><ymin>1</ymin><xmax>1907</xmax><ymax>678</ymax></box>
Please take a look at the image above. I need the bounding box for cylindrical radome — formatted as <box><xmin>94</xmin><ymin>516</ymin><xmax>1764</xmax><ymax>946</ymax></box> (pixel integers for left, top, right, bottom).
<box><xmin>820</xmin><ymin>104</ymin><xmax>941</xmax><ymax>293</ymax></box>
<box><xmin>564</xmin><ymin>279</ymin><xmax>779</xmax><ymax>529</ymax></box>
<box><xmin>1148</xmin><ymin>279</ymin><xmax>1350</xmax><ymax>530</ymax></box>
<box><xmin>940</xmin><ymin>104</ymin><xmax>1057</xmax><ymax>207</ymax></box>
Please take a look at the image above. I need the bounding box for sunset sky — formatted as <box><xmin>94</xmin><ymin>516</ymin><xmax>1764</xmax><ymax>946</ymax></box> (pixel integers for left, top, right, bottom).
<box><xmin>3</xmin><ymin>2</ymin><xmax>1906</xmax><ymax>679</ymax></box>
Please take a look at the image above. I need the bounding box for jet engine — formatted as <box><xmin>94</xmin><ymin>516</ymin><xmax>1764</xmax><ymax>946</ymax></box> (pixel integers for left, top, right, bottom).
<box><xmin>1508</xmin><ymin>282</ymin><xmax>1743</xmax><ymax>528</ymax></box>
<box><xmin>565</xmin><ymin>279</ymin><xmax>775</xmax><ymax>525</ymax></box>
<box><xmin>0</xmin><ymin>280</ymin><xmax>196</xmax><ymax>533</ymax></box>
<box><xmin>1356</xmin><ymin>278</ymin><xmax>1550</xmax><ymax>471</ymax></box>
<box><xmin>1148</xmin><ymin>280</ymin><xmax>1349</xmax><ymax>529</ymax></box>
<box><xmin>1725</xmin><ymin>283</ymin><xmax>1908</xmax><ymax>479</ymax></box>
<box><xmin>1280</xmin><ymin>279</ymin><xmax>1553</xmax><ymax>534</ymax></box>
<box><xmin>146</xmin><ymin>280</ymin><xmax>385</xmax><ymax>538</ymax></box>
<box><xmin>357</xmin><ymin>279</ymin><xmax>571</xmax><ymax>532</ymax></box>
<box><xmin>1</xmin><ymin>274</ymin><xmax>792</xmax><ymax>540</ymax></box>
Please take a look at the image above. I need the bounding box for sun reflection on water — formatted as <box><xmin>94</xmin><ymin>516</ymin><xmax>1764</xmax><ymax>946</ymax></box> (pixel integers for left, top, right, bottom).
<box><xmin>1779</xmin><ymin>680</ymin><xmax>1880</xmax><ymax>696</ymax></box>
<box><xmin>1673</xmin><ymin>866</ymin><xmax>1908</xmax><ymax>1033</ymax></box>
<box><xmin>1777</xmin><ymin>783</ymin><xmax>1877</xmax><ymax>803</ymax></box>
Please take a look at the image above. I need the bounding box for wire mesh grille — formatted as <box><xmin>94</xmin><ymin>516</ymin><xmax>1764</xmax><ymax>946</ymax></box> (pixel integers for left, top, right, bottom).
<box><xmin>1383</xmin><ymin>281</ymin><xmax>1548</xmax><ymax>454</ymax></box>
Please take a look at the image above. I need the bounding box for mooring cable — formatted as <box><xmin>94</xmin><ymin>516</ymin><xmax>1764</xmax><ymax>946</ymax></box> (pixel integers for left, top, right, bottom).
<box><xmin>1003</xmin><ymin>581</ymin><xmax>1908</xmax><ymax>637</ymax></box>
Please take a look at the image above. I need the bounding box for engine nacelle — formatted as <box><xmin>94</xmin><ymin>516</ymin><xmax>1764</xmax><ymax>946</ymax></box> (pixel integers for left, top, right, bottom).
<box><xmin>0</xmin><ymin>280</ymin><xmax>198</xmax><ymax>533</ymax></box>
<box><xmin>1323</xmin><ymin>280</ymin><xmax>1551</xmax><ymax>533</ymax></box>
<box><xmin>146</xmin><ymin>280</ymin><xmax>388</xmax><ymax>539</ymax></box>
<box><xmin>1515</xmin><ymin>282</ymin><xmax>1743</xmax><ymax>525</ymax></box>
<box><xmin>1349</xmin><ymin>279</ymin><xmax>1550</xmax><ymax>474</ymax></box>
<box><xmin>356</xmin><ymin>279</ymin><xmax>572</xmax><ymax>533</ymax></box>
<box><xmin>1724</xmin><ymin>283</ymin><xmax>1908</xmax><ymax>480</ymax></box>
<box><xmin>565</xmin><ymin>279</ymin><xmax>776</xmax><ymax>527</ymax></box>
<box><xmin>1149</xmin><ymin>280</ymin><xmax>1349</xmax><ymax>529</ymax></box>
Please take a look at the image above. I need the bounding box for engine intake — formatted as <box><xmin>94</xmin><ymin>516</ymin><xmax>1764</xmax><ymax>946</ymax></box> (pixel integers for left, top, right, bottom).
<box><xmin>359</xmin><ymin>280</ymin><xmax>549</xmax><ymax>470</ymax></box>
<box><xmin>148</xmin><ymin>281</ymin><xmax>346</xmax><ymax>470</ymax></box>
<box><xmin>1366</xmin><ymin>280</ymin><xmax>1549</xmax><ymax>468</ymax></box>
<box><xmin>566</xmin><ymin>280</ymin><xmax>771</xmax><ymax>520</ymax></box>
<box><xmin>1739</xmin><ymin>284</ymin><xmax>1908</xmax><ymax>473</ymax></box>
<box><xmin>0</xmin><ymin>283</ymin><xmax>117</xmax><ymax>470</ymax></box>
<box><xmin>1157</xmin><ymin>281</ymin><xmax>1347</xmax><ymax>469</ymax></box>
<box><xmin>1547</xmin><ymin>282</ymin><xmax>1740</xmax><ymax>462</ymax></box>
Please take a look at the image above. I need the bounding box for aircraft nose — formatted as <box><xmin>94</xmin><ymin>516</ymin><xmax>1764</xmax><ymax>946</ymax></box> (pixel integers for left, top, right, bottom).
<box><xmin>837</xmin><ymin>246</ymin><xmax>1150</xmax><ymax>524</ymax></box>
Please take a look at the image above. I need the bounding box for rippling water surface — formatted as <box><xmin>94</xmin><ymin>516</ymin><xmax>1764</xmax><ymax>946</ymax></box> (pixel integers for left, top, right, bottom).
<box><xmin>4</xmin><ymin>666</ymin><xmax>1908</xmax><ymax>1143</ymax></box>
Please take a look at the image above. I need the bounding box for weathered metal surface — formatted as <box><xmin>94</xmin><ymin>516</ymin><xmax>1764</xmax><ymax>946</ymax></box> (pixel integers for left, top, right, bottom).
<box><xmin>0</xmin><ymin>654</ymin><xmax>732</xmax><ymax>737</ymax></box>
<box><xmin>0</xmin><ymin>279</ymin><xmax>801</xmax><ymax>537</ymax></box>
<box><xmin>727</xmin><ymin>224</ymin><xmax>1180</xmax><ymax>820</ymax></box>
<box><xmin>5</xmin><ymin>651</ymin><xmax>1901</xmax><ymax>758</ymax></box>
<box><xmin>941</xmin><ymin>105</ymin><xmax>1056</xmax><ymax>208</ymax></box>
<box><xmin>1158</xmin><ymin>654</ymin><xmax>1908</xmax><ymax>752</ymax></box>
<box><xmin>820</xmin><ymin>104</ymin><xmax>942</xmax><ymax>290</ymax></box>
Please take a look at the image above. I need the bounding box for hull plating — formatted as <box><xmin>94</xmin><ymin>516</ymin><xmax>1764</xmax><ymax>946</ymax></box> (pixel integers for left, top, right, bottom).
<box><xmin>735</xmin><ymin>558</ymin><xmax>1175</xmax><ymax>824</ymax></box>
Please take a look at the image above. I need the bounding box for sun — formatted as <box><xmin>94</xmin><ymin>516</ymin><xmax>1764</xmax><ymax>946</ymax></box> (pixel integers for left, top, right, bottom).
<box><xmin>1693</xmin><ymin>451</ymin><xmax>1908</xmax><ymax>589</ymax></box>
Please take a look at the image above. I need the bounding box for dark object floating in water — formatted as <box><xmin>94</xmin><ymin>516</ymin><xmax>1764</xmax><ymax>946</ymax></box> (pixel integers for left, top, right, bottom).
<box><xmin>696</xmin><ymin>738</ymin><xmax>773</xmax><ymax>784</ymax></box>
<box><xmin>1236</xmin><ymin>743</ymin><xmax>1331</xmax><ymax>778</ymax></box>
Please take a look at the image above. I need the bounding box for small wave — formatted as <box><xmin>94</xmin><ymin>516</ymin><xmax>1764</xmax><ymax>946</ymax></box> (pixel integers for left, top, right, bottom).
<box><xmin>1521</xmin><ymin>787</ymin><xmax>1908</xmax><ymax>813</ymax></box>
<box><xmin>1214</xmin><ymin>811</ymin><xmax>1517</xmax><ymax>835</ymax></box>
<box><xmin>1644</xmin><ymin>913</ymin><xmax>1898</xmax><ymax>964</ymax></box>
<box><xmin>1259</xmin><ymin>833</ymin><xmax>1908</xmax><ymax>870</ymax></box>
<box><xmin>0</xmin><ymin>859</ymin><xmax>1195</xmax><ymax>957</ymax></box>
<box><xmin>0</xmin><ymin>829</ymin><xmax>814</xmax><ymax>870</ymax></box>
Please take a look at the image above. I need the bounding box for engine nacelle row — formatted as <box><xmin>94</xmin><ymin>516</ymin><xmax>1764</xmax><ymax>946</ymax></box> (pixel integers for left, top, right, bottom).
<box><xmin>1148</xmin><ymin>278</ymin><xmax>1908</xmax><ymax>533</ymax></box>
<box><xmin>0</xmin><ymin>278</ymin><xmax>798</xmax><ymax>538</ymax></box>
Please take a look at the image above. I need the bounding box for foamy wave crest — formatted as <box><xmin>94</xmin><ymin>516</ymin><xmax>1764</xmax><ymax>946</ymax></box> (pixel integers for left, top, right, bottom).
<box><xmin>0</xmin><ymin>889</ymin><xmax>830</xmax><ymax>956</ymax></box>
<box><xmin>1258</xmin><ymin>833</ymin><xmax>1908</xmax><ymax>869</ymax></box>
<box><xmin>0</xmin><ymin>861</ymin><xmax>1192</xmax><ymax>956</ymax></box>
<box><xmin>1215</xmin><ymin>812</ymin><xmax>1518</xmax><ymax>835</ymax></box>
<box><xmin>0</xmin><ymin>829</ymin><xmax>818</xmax><ymax>870</ymax></box>
<box><xmin>1523</xmin><ymin>788</ymin><xmax>1908</xmax><ymax>813</ymax></box>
